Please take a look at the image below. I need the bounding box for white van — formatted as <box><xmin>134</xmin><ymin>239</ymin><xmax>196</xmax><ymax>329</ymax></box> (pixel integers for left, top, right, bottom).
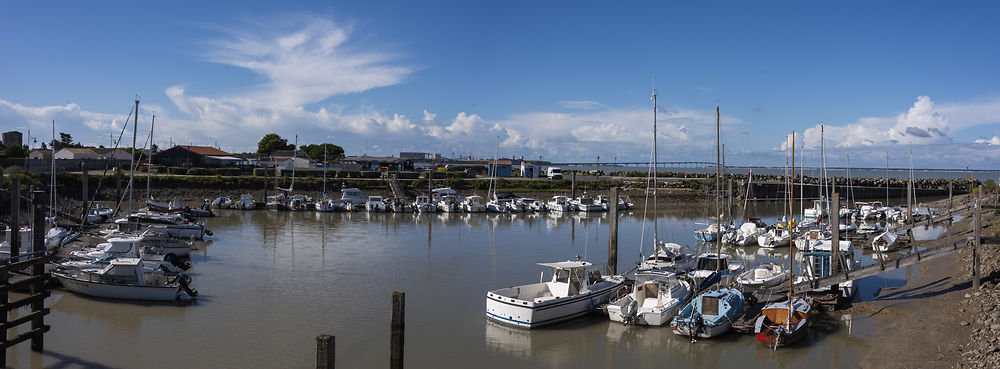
<box><xmin>547</xmin><ymin>167</ymin><xmax>563</xmax><ymax>180</ymax></box>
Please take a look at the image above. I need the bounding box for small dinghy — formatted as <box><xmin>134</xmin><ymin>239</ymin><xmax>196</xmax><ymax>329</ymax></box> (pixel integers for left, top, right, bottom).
<box><xmin>754</xmin><ymin>298</ymin><xmax>811</xmax><ymax>349</ymax></box>
<box><xmin>486</xmin><ymin>259</ymin><xmax>625</xmax><ymax>328</ymax></box>
<box><xmin>608</xmin><ymin>270</ymin><xmax>691</xmax><ymax>326</ymax></box>
<box><xmin>736</xmin><ymin>263</ymin><xmax>790</xmax><ymax>292</ymax></box>
<box><xmin>872</xmin><ymin>231</ymin><xmax>899</xmax><ymax>253</ymax></box>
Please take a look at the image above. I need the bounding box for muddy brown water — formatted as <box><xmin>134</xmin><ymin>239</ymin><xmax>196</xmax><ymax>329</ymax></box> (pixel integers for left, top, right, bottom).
<box><xmin>5</xmin><ymin>199</ymin><xmax>942</xmax><ymax>368</ymax></box>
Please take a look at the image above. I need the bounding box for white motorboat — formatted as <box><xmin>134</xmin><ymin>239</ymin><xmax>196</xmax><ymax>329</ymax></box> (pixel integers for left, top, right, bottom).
<box><xmin>608</xmin><ymin>270</ymin><xmax>691</xmax><ymax>326</ymax></box>
<box><xmin>431</xmin><ymin>187</ymin><xmax>463</xmax><ymax>203</ymax></box>
<box><xmin>572</xmin><ymin>194</ymin><xmax>604</xmax><ymax>212</ymax></box>
<box><xmin>365</xmin><ymin>196</ymin><xmax>387</xmax><ymax>213</ymax></box>
<box><xmin>437</xmin><ymin>195</ymin><xmax>462</xmax><ymax>213</ymax></box>
<box><xmin>390</xmin><ymin>198</ymin><xmax>413</xmax><ymax>213</ymax></box>
<box><xmin>53</xmin><ymin>258</ymin><xmax>197</xmax><ymax>301</ymax></box>
<box><xmin>803</xmin><ymin>199</ymin><xmax>829</xmax><ymax>223</ymax></box>
<box><xmin>461</xmin><ymin>195</ymin><xmax>487</xmax><ymax>213</ymax></box>
<box><xmin>211</xmin><ymin>197</ymin><xmax>234</xmax><ymax>209</ymax></box>
<box><xmin>235</xmin><ymin>194</ymin><xmax>257</xmax><ymax>210</ymax></box>
<box><xmin>546</xmin><ymin>196</ymin><xmax>574</xmax><ymax>212</ymax></box>
<box><xmin>87</xmin><ymin>204</ymin><xmax>116</xmax><ymax>223</ymax></box>
<box><xmin>413</xmin><ymin>196</ymin><xmax>437</xmax><ymax>213</ymax></box>
<box><xmin>725</xmin><ymin>222</ymin><xmax>763</xmax><ymax>246</ymax></box>
<box><xmin>757</xmin><ymin>227</ymin><xmax>791</xmax><ymax>248</ymax></box>
<box><xmin>688</xmin><ymin>253</ymin><xmax>744</xmax><ymax>288</ymax></box>
<box><xmin>735</xmin><ymin>263</ymin><xmax>789</xmax><ymax>292</ymax></box>
<box><xmin>314</xmin><ymin>199</ymin><xmax>337</xmax><ymax>212</ymax></box>
<box><xmin>638</xmin><ymin>242</ymin><xmax>697</xmax><ymax>273</ymax></box>
<box><xmin>340</xmin><ymin>188</ymin><xmax>368</xmax><ymax>210</ymax></box>
<box><xmin>288</xmin><ymin>194</ymin><xmax>311</xmax><ymax>211</ymax></box>
<box><xmin>113</xmin><ymin>212</ymin><xmax>208</xmax><ymax>240</ymax></box>
<box><xmin>486</xmin><ymin>260</ymin><xmax>625</xmax><ymax>328</ymax></box>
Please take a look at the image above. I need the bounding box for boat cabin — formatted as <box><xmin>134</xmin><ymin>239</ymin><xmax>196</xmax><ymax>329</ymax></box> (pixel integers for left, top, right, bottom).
<box><xmin>695</xmin><ymin>254</ymin><xmax>729</xmax><ymax>271</ymax></box>
<box><xmin>340</xmin><ymin>188</ymin><xmax>367</xmax><ymax>204</ymax></box>
<box><xmin>539</xmin><ymin>261</ymin><xmax>603</xmax><ymax>298</ymax></box>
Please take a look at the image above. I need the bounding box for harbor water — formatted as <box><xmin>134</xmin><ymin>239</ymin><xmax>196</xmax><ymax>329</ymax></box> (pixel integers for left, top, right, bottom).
<box><xmin>7</xmin><ymin>200</ymin><xmax>938</xmax><ymax>368</ymax></box>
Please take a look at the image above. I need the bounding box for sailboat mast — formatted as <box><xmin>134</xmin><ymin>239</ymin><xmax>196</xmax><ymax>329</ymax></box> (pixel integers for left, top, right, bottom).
<box><xmin>290</xmin><ymin>135</ymin><xmax>298</xmax><ymax>192</ymax></box>
<box><xmin>652</xmin><ymin>89</ymin><xmax>658</xmax><ymax>245</ymax></box>
<box><xmin>886</xmin><ymin>152</ymin><xmax>889</xmax><ymax>206</ymax></box>
<box><xmin>129</xmin><ymin>99</ymin><xmax>138</xmax><ymax>216</ymax></box>
<box><xmin>783</xmin><ymin>138</ymin><xmax>789</xmax><ymax>221</ymax></box>
<box><xmin>715</xmin><ymin>106</ymin><xmax>721</xmax><ymax>274</ymax></box>
<box><xmin>322</xmin><ymin>146</ymin><xmax>327</xmax><ymax>199</ymax></box>
<box><xmin>147</xmin><ymin>114</ymin><xmax>154</xmax><ymax>202</ymax></box>
<box><xmin>50</xmin><ymin>120</ymin><xmax>56</xmax><ymax>221</ymax></box>
<box><xmin>788</xmin><ymin>131</ymin><xmax>796</xmax><ymax>328</ymax></box>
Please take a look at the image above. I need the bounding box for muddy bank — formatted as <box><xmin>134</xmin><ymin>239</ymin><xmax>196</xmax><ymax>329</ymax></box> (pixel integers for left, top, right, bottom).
<box><xmin>846</xmin><ymin>193</ymin><xmax>1000</xmax><ymax>369</ymax></box>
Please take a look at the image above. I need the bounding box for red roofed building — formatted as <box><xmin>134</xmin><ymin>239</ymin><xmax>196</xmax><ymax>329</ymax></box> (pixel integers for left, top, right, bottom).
<box><xmin>151</xmin><ymin>145</ymin><xmax>242</xmax><ymax>167</ymax></box>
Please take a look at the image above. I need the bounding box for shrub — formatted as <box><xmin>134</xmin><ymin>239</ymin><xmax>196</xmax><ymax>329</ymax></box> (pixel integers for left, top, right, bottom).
<box><xmin>214</xmin><ymin>168</ymin><xmax>241</xmax><ymax>176</ymax></box>
<box><xmin>360</xmin><ymin>171</ymin><xmax>381</xmax><ymax>178</ymax></box>
<box><xmin>253</xmin><ymin>168</ymin><xmax>267</xmax><ymax>176</ymax></box>
<box><xmin>188</xmin><ymin>167</ymin><xmax>212</xmax><ymax>175</ymax></box>
<box><xmin>168</xmin><ymin>167</ymin><xmax>188</xmax><ymax>175</ymax></box>
<box><xmin>396</xmin><ymin>172</ymin><xmax>420</xmax><ymax>179</ymax></box>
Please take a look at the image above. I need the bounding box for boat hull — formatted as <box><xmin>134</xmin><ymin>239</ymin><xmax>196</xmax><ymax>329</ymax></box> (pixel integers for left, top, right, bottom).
<box><xmin>55</xmin><ymin>274</ymin><xmax>181</xmax><ymax>301</ymax></box>
<box><xmin>485</xmin><ymin>282</ymin><xmax>622</xmax><ymax>329</ymax></box>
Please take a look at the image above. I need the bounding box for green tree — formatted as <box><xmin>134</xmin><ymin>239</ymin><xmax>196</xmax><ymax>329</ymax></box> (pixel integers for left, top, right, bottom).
<box><xmin>256</xmin><ymin>133</ymin><xmax>295</xmax><ymax>157</ymax></box>
<box><xmin>300</xmin><ymin>143</ymin><xmax>345</xmax><ymax>162</ymax></box>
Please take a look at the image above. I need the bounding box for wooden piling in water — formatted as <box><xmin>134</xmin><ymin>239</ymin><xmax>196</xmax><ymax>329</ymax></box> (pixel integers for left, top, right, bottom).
<box><xmin>973</xmin><ymin>192</ymin><xmax>981</xmax><ymax>291</ymax></box>
<box><xmin>390</xmin><ymin>291</ymin><xmax>404</xmax><ymax>369</ymax></box>
<box><xmin>832</xmin><ymin>193</ymin><xmax>840</xmax><ymax>274</ymax></box>
<box><xmin>316</xmin><ymin>334</ymin><xmax>335</xmax><ymax>369</ymax></box>
<box><xmin>571</xmin><ymin>172</ymin><xmax>576</xmax><ymax>199</ymax></box>
<box><xmin>607</xmin><ymin>187</ymin><xmax>619</xmax><ymax>275</ymax></box>
<box><xmin>9</xmin><ymin>178</ymin><xmax>20</xmax><ymax>258</ymax></box>
<box><xmin>30</xmin><ymin>189</ymin><xmax>45</xmax><ymax>352</ymax></box>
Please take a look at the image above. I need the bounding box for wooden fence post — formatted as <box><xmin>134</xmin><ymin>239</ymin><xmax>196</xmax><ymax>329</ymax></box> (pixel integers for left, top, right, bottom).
<box><xmin>390</xmin><ymin>291</ymin><xmax>404</xmax><ymax>369</ymax></box>
<box><xmin>316</xmin><ymin>334</ymin><xmax>334</xmax><ymax>369</ymax></box>
<box><xmin>607</xmin><ymin>187</ymin><xmax>619</xmax><ymax>275</ymax></box>
<box><xmin>973</xmin><ymin>192</ymin><xmax>981</xmax><ymax>291</ymax></box>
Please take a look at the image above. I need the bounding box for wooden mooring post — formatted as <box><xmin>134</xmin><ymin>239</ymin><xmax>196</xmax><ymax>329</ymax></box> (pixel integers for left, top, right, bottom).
<box><xmin>607</xmin><ymin>187</ymin><xmax>619</xmax><ymax>275</ymax></box>
<box><xmin>0</xmin><ymin>186</ymin><xmax>52</xmax><ymax>368</ymax></box>
<box><xmin>571</xmin><ymin>172</ymin><xmax>576</xmax><ymax>199</ymax></box>
<box><xmin>973</xmin><ymin>192</ymin><xmax>981</xmax><ymax>291</ymax></box>
<box><xmin>316</xmin><ymin>334</ymin><xmax>335</xmax><ymax>369</ymax></box>
<box><xmin>390</xmin><ymin>291</ymin><xmax>404</xmax><ymax>369</ymax></box>
<box><xmin>831</xmin><ymin>193</ymin><xmax>840</xmax><ymax>274</ymax></box>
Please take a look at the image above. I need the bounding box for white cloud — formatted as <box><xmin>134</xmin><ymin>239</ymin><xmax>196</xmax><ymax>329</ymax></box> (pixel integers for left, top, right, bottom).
<box><xmin>203</xmin><ymin>16</ymin><xmax>414</xmax><ymax>107</ymax></box>
<box><xmin>559</xmin><ymin>100</ymin><xmax>605</xmax><ymax>110</ymax></box>
<box><xmin>975</xmin><ymin>136</ymin><xmax>1000</xmax><ymax>145</ymax></box>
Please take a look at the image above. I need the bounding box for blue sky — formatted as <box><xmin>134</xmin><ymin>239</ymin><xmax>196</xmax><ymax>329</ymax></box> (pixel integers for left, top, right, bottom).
<box><xmin>2</xmin><ymin>1</ymin><xmax>1000</xmax><ymax>168</ymax></box>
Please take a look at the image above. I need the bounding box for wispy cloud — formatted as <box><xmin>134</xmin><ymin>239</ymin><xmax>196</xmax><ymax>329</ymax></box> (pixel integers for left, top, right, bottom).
<box><xmin>202</xmin><ymin>15</ymin><xmax>415</xmax><ymax>107</ymax></box>
<box><xmin>559</xmin><ymin>100</ymin><xmax>605</xmax><ymax>110</ymax></box>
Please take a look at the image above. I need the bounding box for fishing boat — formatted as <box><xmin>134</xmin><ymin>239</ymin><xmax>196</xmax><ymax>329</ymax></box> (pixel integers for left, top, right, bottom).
<box><xmin>546</xmin><ymin>196</ymin><xmax>574</xmax><ymax>212</ymax></box>
<box><xmin>485</xmin><ymin>259</ymin><xmax>625</xmax><ymax>329</ymax></box>
<box><xmin>753</xmin><ymin>298</ymin><xmax>811</xmax><ymax>348</ymax></box>
<box><xmin>53</xmin><ymin>258</ymin><xmax>197</xmax><ymax>301</ymax></box>
<box><xmin>461</xmin><ymin>195</ymin><xmax>487</xmax><ymax>213</ymax></box>
<box><xmin>735</xmin><ymin>263</ymin><xmax>789</xmax><ymax>292</ymax></box>
<box><xmin>608</xmin><ymin>270</ymin><xmax>691</xmax><ymax>326</ymax></box>
<box><xmin>288</xmin><ymin>194</ymin><xmax>311</xmax><ymax>211</ymax></box>
<box><xmin>390</xmin><ymin>198</ymin><xmax>413</xmax><ymax>213</ymax></box>
<box><xmin>689</xmin><ymin>253</ymin><xmax>744</xmax><ymax>287</ymax></box>
<box><xmin>437</xmin><ymin>194</ymin><xmax>462</xmax><ymax>213</ymax></box>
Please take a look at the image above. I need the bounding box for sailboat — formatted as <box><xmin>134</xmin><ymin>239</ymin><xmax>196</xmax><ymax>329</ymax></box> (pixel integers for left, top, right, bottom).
<box><xmin>754</xmin><ymin>131</ymin><xmax>810</xmax><ymax>348</ymax></box>
<box><xmin>315</xmin><ymin>147</ymin><xmax>337</xmax><ymax>212</ymax></box>
<box><xmin>637</xmin><ymin>89</ymin><xmax>696</xmax><ymax>274</ymax></box>
<box><xmin>759</xmin><ymin>137</ymin><xmax>794</xmax><ymax>248</ymax></box>
<box><xmin>670</xmin><ymin>106</ymin><xmax>745</xmax><ymax>340</ymax></box>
